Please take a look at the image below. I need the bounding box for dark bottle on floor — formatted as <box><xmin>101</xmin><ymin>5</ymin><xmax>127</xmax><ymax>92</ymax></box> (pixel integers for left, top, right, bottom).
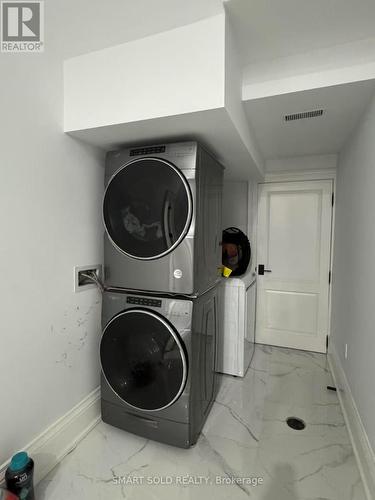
<box><xmin>5</xmin><ymin>452</ymin><xmax>35</xmax><ymax>500</ymax></box>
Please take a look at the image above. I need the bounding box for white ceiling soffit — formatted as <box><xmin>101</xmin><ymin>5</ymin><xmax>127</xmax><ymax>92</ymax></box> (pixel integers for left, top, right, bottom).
<box><xmin>243</xmin><ymin>80</ymin><xmax>375</xmax><ymax>159</ymax></box>
<box><xmin>242</xmin><ymin>38</ymin><xmax>375</xmax><ymax>101</ymax></box>
<box><xmin>67</xmin><ymin>108</ymin><xmax>263</xmax><ymax>181</ymax></box>
<box><xmin>49</xmin><ymin>0</ymin><xmax>224</xmax><ymax>58</ymax></box>
<box><xmin>225</xmin><ymin>0</ymin><xmax>375</xmax><ymax>65</ymax></box>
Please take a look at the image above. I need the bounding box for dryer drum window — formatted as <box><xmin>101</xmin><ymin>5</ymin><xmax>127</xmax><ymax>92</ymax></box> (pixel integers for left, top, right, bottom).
<box><xmin>100</xmin><ymin>309</ymin><xmax>188</xmax><ymax>411</ymax></box>
<box><xmin>103</xmin><ymin>158</ymin><xmax>192</xmax><ymax>260</ymax></box>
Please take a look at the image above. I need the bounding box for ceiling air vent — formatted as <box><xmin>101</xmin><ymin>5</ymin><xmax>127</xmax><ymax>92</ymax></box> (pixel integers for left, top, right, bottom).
<box><xmin>284</xmin><ymin>109</ymin><xmax>324</xmax><ymax>122</ymax></box>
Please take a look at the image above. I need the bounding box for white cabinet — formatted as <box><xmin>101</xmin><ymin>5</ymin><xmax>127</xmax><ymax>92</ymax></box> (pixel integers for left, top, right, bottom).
<box><xmin>217</xmin><ymin>270</ymin><xmax>257</xmax><ymax>377</ymax></box>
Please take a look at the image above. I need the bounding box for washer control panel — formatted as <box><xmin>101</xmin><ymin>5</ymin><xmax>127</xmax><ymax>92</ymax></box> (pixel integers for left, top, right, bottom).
<box><xmin>129</xmin><ymin>145</ymin><xmax>166</xmax><ymax>157</ymax></box>
<box><xmin>126</xmin><ymin>296</ymin><xmax>162</xmax><ymax>308</ymax></box>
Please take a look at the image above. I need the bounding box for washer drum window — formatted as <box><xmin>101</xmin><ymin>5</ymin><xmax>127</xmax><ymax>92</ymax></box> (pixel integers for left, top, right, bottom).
<box><xmin>100</xmin><ymin>309</ymin><xmax>188</xmax><ymax>411</ymax></box>
<box><xmin>103</xmin><ymin>158</ymin><xmax>192</xmax><ymax>260</ymax></box>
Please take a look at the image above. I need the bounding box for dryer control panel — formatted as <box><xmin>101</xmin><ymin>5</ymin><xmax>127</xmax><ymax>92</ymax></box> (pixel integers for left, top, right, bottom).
<box><xmin>126</xmin><ymin>296</ymin><xmax>162</xmax><ymax>308</ymax></box>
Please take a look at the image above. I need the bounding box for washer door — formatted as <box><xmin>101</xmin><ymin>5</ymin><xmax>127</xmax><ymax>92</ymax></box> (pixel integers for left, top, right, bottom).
<box><xmin>100</xmin><ymin>309</ymin><xmax>188</xmax><ymax>411</ymax></box>
<box><xmin>103</xmin><ymin>158</ymin><xmax>192</xmax><ymax>260</ymax></box>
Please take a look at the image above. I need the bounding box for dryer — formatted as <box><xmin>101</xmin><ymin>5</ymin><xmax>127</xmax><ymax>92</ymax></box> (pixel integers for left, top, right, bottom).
<box><xmin>100</xmin><ymin>286</ymin><xmax>221</xmax><ymax>448</ymax></box>
<box><xmin>103</xmin><ymin>141</ymin><xmax>223</xmax><ymax>295</ymax></box>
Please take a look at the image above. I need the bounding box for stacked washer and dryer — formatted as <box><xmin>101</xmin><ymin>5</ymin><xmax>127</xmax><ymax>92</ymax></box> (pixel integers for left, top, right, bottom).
<box><xmin>100</xmin><ymin>141</ymin><xmax>224</xmax><ymax>448</ymax></box>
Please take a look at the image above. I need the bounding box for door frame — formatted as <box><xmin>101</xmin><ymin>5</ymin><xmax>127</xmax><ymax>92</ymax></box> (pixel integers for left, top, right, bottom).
<box><xmin>253</xmin><ymin>168</ymin><xmax>336</xmax><ymax>351</ymax></box>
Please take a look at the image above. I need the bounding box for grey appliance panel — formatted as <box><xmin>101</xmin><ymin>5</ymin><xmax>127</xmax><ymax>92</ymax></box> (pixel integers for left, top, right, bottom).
<box><xmin>189</xmin><ymin>285</ymin><xmax>220</xmax><ymax>431</ymax></box>
<box><xmin>101</xmin><ymin>399</ymin><xmax>191</xmax><ymax>448</ymax></box>
<box><xmin>104</xmin><ymin>233</ymin><xmax>196</xmax><ymax>295</ymax></box>
<box><xmin>103</xmin><ymin>141</ymin><xmax>223</xmax><ymax>295</ymax></box>
<box><xmin>101</xmin><ymin>291</ymin><xmax>193</xmax><ymax>423</ymax></box>
<box><xmin>100</xmin><ymin>286</ymin><xmax>220</xmax><ymax>447</ymax></box>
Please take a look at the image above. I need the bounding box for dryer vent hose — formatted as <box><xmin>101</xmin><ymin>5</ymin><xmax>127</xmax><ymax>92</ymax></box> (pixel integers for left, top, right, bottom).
<box><xmin>80</xmin><ymin>271</ymin><xmax>105</xmax><ymax>293</ymax></box>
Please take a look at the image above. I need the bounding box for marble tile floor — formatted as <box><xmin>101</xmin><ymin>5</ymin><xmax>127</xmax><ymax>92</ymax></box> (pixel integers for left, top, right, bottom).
<box><xmin>37</xmin><ymin>345</ymin><xmax>366</xmax><ymax>500</ymax></box>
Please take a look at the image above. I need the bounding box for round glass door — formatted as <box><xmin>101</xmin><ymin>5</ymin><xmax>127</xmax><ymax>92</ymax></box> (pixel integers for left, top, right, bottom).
<box><xmin>103</xmin><ymin>158</ymin><xmax>192</xmax><ymax>260</ymax></box>
<box><xmin>100</xmin><ymin>309</ymin><xmax>187</xmax><ymax>411</ymax></box>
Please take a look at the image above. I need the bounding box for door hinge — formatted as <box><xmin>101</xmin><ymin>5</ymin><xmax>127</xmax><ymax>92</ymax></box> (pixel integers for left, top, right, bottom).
<box><xmin>326</xmin><ymin>335</ymin><xmax>329</xmax><ymax>349</ymax></box>
<box><xmin>328</xmin><ymin>270</ymin><xmax>332</xmax><ymax>284</ymax></box>
<box><xmin>332</xmin><ymin>192</ymin><xmax>334</xmax><ymax>206</ymax></box>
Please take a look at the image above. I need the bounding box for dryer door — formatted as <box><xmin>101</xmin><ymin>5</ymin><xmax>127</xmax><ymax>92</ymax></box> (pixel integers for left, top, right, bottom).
<box><xmin>103</xmin><ymin>157</ymin><xmax>192</xmax><ymax>260</ymax></box>
<box><xmin>100</xmin><ymin>309</ymin><xmax>188</xmax><ymax>411</ymax></box>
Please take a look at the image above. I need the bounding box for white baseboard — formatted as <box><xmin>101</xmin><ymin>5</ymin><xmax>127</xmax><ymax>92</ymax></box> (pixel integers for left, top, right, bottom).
<box><xmin>0</xmin><ymin>387</ymin><xmax>101</xmax><ymax>485</ymax></box>
<box><xmin>328</xmin><ymin>346</ymin><xmax>375</xmax><ymax>500</ymax></box>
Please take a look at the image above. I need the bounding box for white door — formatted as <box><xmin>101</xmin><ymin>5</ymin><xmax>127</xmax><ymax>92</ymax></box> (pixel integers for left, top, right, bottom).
<box><xmin>256</xmin><ymin>180</ymin><xmax>333</xmax><ymax>353</ymax></box>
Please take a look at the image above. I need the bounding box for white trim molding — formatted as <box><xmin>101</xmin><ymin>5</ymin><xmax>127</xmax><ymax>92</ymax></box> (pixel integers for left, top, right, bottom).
<box><xmin>264</xmin><ymin>168</ymin><xmax>337</xmax><ymax>183</ymax></box>
<box><xmin>0</xmin><ymin>387</ymin><xmax>100</xmax><ymax>485</ymax></box>
<box><xmin>328</xmin><ymin>346</ymin><xmax>375</xmax><ymax>500</ymax></box>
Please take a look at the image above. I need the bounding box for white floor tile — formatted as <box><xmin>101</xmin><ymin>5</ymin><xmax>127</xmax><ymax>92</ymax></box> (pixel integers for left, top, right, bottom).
<box><xmin>36</xmin><ymin>345</ymin><xmax>366</xmax><ymax>500</ymax></box>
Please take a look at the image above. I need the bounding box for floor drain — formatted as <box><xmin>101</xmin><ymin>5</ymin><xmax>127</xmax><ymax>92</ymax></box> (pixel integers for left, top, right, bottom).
<box><xmin>286</xmin><ymin>417</ymin><xmax>306</xmax><ymax>430</ymax></box>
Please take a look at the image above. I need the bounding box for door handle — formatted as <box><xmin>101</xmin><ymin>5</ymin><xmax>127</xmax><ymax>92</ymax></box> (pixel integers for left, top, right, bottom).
<box><xmin>258</xmin><ymin>264</ymin><xmax>272</xmax><ymax>275</ymax></box>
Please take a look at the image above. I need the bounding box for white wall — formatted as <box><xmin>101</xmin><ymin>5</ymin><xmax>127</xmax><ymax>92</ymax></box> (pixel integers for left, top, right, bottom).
<box><xmin>266</xmin><ymin>154</ymin><xmax>337</xmax><ymax>172</ymax></box>
<box><xmin>222</xmin><ymin>181</ymin><xmax>248</xmax><ymax>235</ymax></box>
<box><xmin>64</xmin><ymin>14</ymin><xmax>226</xmax><ymax>131</ymax></box>
<box><xmin>0</xmin><ymin>6</ymin><xmax>106</xmax><ymax>466</ymax></box>
<box><xmin>224</xmin><ymin>14</ymin><xmax>264</xmax><ymax>174</ymax></box>
<box><xmin>0</xmin><ymin>0</ymin><xmax>231</xmax><ymax>470</ymax></box>
<box><xmin>331</xmin><ymin>90</ymin><xmax>375</xmax><ymax>451</ymax></box>
<box><xmin>222</xmin><ymin>180</ymin><xmax>258</xmax><ymax>273</ymax></box>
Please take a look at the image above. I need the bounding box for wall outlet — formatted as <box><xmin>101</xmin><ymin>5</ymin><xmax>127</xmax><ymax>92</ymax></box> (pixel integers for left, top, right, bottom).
<box><xmin>74</xmin><ymin>264</ymin><xmax>102</xmax><ymax>292</ymax></box>
<box><xmin>344</xmin><ymin>343</ymin><xmax>348</xmax><ymax>360</ymax></box>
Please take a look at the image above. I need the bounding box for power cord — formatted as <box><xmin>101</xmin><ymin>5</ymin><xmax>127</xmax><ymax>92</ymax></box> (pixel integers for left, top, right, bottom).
<box><xmin>80</xmin><ymin>271</ymin><xmax>105</xmax><ymax>293</ymax></box>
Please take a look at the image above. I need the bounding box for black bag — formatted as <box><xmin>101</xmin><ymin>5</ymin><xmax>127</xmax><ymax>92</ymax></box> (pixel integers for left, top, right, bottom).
<box><xmin>222</xmin><ymin>227</ymin><xmax>251</xmax><ymax>277</ymax></box>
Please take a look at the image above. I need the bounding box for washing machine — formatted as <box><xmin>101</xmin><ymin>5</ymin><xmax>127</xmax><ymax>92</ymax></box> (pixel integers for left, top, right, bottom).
<box><xmin>100</xmin><ymin>285</ymin><xmax>221</xmax><ymax>448</ymax></box>
<box><xmin>102</xmin><ymin>141</ymin><xmax>223</xmax><ymax>295</ymax></box>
